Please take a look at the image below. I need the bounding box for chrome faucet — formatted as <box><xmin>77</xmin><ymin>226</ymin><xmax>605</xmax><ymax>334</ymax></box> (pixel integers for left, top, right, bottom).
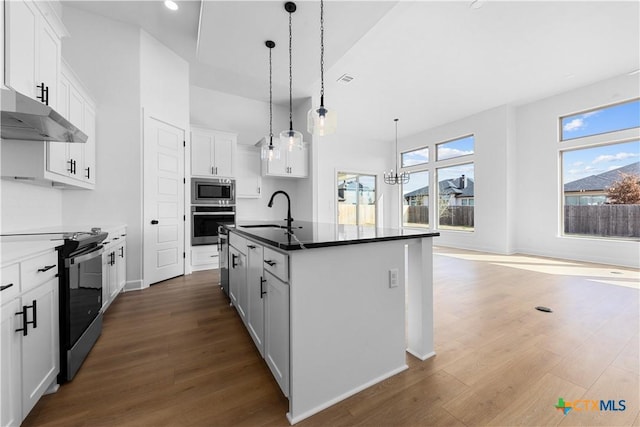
<box><xmin>268</xmin><ymin>190</ymin><xmax>293</xmax><ymax>234</ymax></box>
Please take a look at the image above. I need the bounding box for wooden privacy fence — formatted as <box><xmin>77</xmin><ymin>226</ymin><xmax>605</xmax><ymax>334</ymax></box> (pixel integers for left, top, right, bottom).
<box><xmin>404</xmin><ymin>206</ymin><xmax>429</xmax><ymax>224</ymax></box>
<box><xmin>403</xmin><ymin>206</ymin><xmax>475</xmax><ymax>227</ymax></box>
<box><xmin>565</xmin><ymin>205</ymin><xmax>640</xmax><ymax>238</ymax></box>
<box><xmin>338</xmin><ymin>204</ymin><xmax>376</xmax><ymax>226</ymax></box>
<box><xmin>439</xmin><ymin>206</ymin><xmax>474</xmax><ymax>227</ymax></box>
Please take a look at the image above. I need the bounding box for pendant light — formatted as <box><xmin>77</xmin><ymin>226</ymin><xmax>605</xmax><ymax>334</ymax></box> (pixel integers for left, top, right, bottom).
<box><xmin>261</xmin><ymin>40</ymin><xmax>281</xmax><ymax>161</ymax></box>
<box><xmin>307</xmin><ymin>0</ymin><xmax>337</xmax><ymax>136</ymax></box>
<box><xmin>384</xmin><ymin>119</ymin><xmax>410</xmax><ymax>185</ymax></box>
<box><xmin>279</xmin><ymin>2</ymin><xmax>304</xmax><ymax>151</ymax></box>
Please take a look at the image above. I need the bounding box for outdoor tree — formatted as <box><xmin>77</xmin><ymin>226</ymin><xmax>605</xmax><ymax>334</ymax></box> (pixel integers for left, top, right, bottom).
<box><xmin>607</xmin><ymin>173</ymin><xmax>640</xmax><ymax>204</ymax></box>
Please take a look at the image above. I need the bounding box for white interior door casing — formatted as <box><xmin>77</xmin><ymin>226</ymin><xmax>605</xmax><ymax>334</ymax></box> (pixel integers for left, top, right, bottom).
<box><xmin>143</xmin><ymin>115</ymin><xmax>185</xmax><ymax>286</ymax></box>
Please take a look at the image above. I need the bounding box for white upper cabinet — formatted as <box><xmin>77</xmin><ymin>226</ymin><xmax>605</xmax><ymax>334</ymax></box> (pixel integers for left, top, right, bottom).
<box><xmin>261</xmin><ymin>143</ymin><xmax>309</xmax><ymax>178</ymax></box>
<box><xmin>5</xmin><ymin>0</ymin><xmax>65</xmax><ymax>110</ymax></box>
<box><xmin>190</xmin><ymin>126</ymin><xmax>237</xmax><ymax>178</ymax></box>
<box><xmin>236</xmin><ymin>146</ymin><xmax>262</xmax><ymax>198</ymax></box>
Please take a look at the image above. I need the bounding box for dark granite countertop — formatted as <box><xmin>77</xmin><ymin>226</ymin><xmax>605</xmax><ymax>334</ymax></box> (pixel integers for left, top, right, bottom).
<box><xmin>226</xmin><ymin>221</ymin><xmax>439</xmax><ymax>251</ymax></box>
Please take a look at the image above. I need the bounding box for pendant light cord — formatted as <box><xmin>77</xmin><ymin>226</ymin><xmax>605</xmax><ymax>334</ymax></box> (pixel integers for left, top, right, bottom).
<box><xmin>269</xmin><ymin>45</ymin><xmax>273</xmax><ymax>144</ymax></box>
<box><xmin>288</xmin><ymin>10</ymin><xmax>294</xmax><ymax>132</ymax></box>
<box><xmin>395</xmin><ymin>119</ymin><xmax>399</xmax><ymax>174</ymax></box>
<box><xmin>320</xmin><ymin>0</ymin><xmax>324</xmax><ymax>105</ymax></box>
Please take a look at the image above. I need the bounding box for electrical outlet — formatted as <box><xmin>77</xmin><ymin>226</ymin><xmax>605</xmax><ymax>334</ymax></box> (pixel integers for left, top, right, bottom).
<box><xmin>389</xmin><ymin>268</ymin><xmax>399</xmax><ymax>288</ymax></box>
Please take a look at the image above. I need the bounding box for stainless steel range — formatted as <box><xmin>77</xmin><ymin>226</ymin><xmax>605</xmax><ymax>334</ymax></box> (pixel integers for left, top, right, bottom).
<box><xmin>56</xmin><ymin>229</ymin><xmax>107</xmax><ymax>382</ymax></box>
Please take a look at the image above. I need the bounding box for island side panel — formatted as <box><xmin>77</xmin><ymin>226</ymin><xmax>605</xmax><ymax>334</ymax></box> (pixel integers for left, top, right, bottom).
<box><xmin>287</xmin><ymin>240</ymin><xmax>408</xmax><ymax>424</ymax></box>
<box><xmin>406</xmin><ymin>237</ymin><xmax>435</xmax><ymax>360</ymax></box>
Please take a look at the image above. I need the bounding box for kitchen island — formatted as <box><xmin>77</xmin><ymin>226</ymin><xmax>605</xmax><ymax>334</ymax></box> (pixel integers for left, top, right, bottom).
<box><xmin>226</xmin><ymin>221</ymin><xmax>439</xmax><ymax>424</ymax></box>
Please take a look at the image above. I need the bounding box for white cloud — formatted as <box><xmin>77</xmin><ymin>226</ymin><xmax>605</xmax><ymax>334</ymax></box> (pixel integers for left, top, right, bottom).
<box><xmin>563</xmin><ymin>118</ymin><xmax>585</xmax><ymax>132</ymax></box>
<box><xmin>572</xmin><ymin>161</ymin><xmax>584</xmax><ymax>167</ymax></box>
<box><xmin>438</xmin><ymin>147</ymin><xmax>473</xmax><ymax>160</ymax></box>
<box><xmin>592</xmin><ymin>152</ymin><xmax>639</xmax><ymax>164</ymax></box>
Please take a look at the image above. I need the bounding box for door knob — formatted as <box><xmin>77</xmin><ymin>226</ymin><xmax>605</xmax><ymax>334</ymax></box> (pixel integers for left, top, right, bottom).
<box><xmin>151</xmin><ymin>220</ymin><xmax>159</xmax><ymax>225</ymax></box>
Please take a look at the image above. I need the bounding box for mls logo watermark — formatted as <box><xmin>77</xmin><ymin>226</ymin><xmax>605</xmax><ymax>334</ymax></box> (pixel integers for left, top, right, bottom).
<box><xmin>555</xmin><ymin>397</ymin><xmax>626</xmax><ymax>415</ymax></box>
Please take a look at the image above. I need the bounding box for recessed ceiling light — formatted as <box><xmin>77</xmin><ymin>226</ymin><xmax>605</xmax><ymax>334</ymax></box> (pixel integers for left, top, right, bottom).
<box><xmin>629</xmin><ymin>69</ymin><xmax>640</xmax><ymax>76</ymax></box>
<box><xmin>164</xmin><ymin>0</ymin><xmax>178</xmax><ymax>11</ymax></box>
<box><xmin>470</xmin><ymin>0</ymin><xmax>485</xmax><ymax>9</ymax></box>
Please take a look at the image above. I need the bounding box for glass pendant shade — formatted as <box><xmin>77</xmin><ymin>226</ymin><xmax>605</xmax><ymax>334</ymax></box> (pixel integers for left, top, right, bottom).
<box><xmin>307</xmin><ymin>103</ymin><xmax>337</xmax><ymax>136</ymax></box>
<box><xmin>261</xmin><ymin>138</ymin><xmax>281</xmax><ymax>161</ymax></box>
<box><xmin>279</xmin><ymin>128</ymin><xmax>303</xmax><ymax>151</ymax></box>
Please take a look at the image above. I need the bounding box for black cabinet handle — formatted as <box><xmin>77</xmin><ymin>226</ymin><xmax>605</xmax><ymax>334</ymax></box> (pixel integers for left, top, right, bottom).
<box><xmin>37</xmin><ymin>265</ymin><xmax>56</xmax><ymax>273</ymax></box>
<box><xmin>1</xmin><ymin>283</ymin><xmax>14</xmax><ymax>292</ymax></box>
<box><xmin>119</xmin><ymin>247</ymin><xmax>124</xmax><ymax>258</ymax></box>
<box><xmin>264</xmin><ymin>260</ymin><xmax>276</xmax><ymax>267</ymax></box>
<box><xmin>260</xmin><ymin>276</ymin><xmax>267</xmax><ymax>298</ymax></box>
<box><xmin>151</xmin><ymin>220</ymin><xmax>159</xmax><ymax>225</ymax></box>
<box><xmin>231</xmin><ymin>254</ymin><xmax>238</xmax><ymax>268</ymax></box>
<box><xmin>110</xmin><ymin>252</ymin><xmax>116</xmax><ymax>266</ymax></box>
<box><xmin>26</xmin><ymin>300</ymin><xmax>37</xmax><ymax>330</ymax></box>
<box><xmin>247</xmin><ymin>244</ymin><xmax>256</xmax><ymax>249</ymax></box>
<box><xmin>15</xmin><ymin>306</ymin><xmax>28</xmax><ymax>336</ymax></box>
<box><xmin>36</xmin><ymin>82</ymin><xmax>49</xmax><ymax>105</ymax></box>
<box><xmin>68</xmin><ymin>159</ymin><xmax>74</xmax><ymax>173</ymax></box>
<box><xmin>85</xmin><ymin>167</ymin><xmax>90</xmax><ymax>179</ymax></box>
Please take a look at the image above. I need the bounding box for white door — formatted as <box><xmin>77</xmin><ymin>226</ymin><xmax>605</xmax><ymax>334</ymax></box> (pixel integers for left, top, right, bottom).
<box><xmin>143</xmin><ymin>115</ymin><xmax>185</xmax><ymax>286</ymax></box>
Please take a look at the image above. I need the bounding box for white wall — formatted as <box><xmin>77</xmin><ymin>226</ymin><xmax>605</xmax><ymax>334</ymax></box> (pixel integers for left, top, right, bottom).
<box><xmin>0</xmin><ymin>181</ymin><xmax>63</xmax><ymax>232</ymax></box>
<box><xmin>397</xmin><ymin>105</ymin><xmax>515</xmax><ymax>254</ymax></box>
<box><xmin>189</xmin><ymin>86</ymin><xmax>305</xmax><ymax>222</ymax></box>
<box><xmin>515</xmin><ymin>73</ymin><xmax>640</xmax><ymax>268</ymax></box>
<box><xmin>60</xmin><ymin>6</ymin><xmax>142</xmax><ymax>284</ymax></box>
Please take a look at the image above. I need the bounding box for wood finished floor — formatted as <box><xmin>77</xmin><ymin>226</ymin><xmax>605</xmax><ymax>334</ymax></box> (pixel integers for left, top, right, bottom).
<box><xmin>23</xmin><ymin>247</ymin><xmax>639</xmax><ymax>427</ymax></box>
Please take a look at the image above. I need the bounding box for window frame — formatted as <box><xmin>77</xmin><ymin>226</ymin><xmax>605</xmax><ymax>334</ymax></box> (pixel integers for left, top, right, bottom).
<box><xmin>399</xmin><ymin>134</ymin><xmax>476</xmax><ymax>233</ymax></box>
<box><xmin>559</xmin><ymin>98</ymin><xmax>640</xmax><ymax>142</ymax></box>
<box><xmin>558</xmin><ymin>99</ymin><xmax>640</xmax><ymax>241</ymax></box>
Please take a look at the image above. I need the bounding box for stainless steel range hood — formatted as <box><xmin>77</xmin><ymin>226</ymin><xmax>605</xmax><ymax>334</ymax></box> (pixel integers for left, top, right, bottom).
<box><xmin>1</xmin><ymin>87</ymin><xmax>87</xmax><ymax>143</ymax></box>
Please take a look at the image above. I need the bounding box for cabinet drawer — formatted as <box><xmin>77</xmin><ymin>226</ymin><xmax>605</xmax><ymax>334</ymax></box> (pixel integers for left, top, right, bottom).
<box><xmin>1</xmin><ymin>263</ymin><xmax>20</xmax><ymax>304</ymax></box>
<box><xmin>263</xmin><ymin>247</ymin><xmax>288</xmax><ymax>282</ymax></box>
<box><xmin>229</xmin><ymin>233</ymin><xmax>247</xmax><ymax>254</ymax></box>
<box><xmin>20</xmin><ymin>251</ymin><xmax>58</xmax><ymax>293</ymax></box>
<box><xmin>191</xmin><ymin>249</ymin><xmax>219</xmax><ymax>266</ymax></box>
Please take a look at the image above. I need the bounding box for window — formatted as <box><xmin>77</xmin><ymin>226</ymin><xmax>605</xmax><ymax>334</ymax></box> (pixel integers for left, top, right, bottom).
<box><xmin>562</xmin><ymin>140</ymin><xmax>640</xmax><ymax>239</ymax></box>
<box><xmin>561</xmin><ymin>99</ymin><xmax>640</xmax><ymax>141</ymax></box>
<box><xmin>401</xmin><ymin>147</ymin><xmax>428</xmax><ymax>167</ymax></box>
<box><xmin>436</xmin><ymin>135</ymin><xmax>474</xmax><ymax>161</ymax></box>
<box><xmin>437</xmin><ymin>163</ymin><xmax>475</xmax><ymax>230</ymax></box>
<box><xmin>402</xmin><ymin>170</ymin><xmax>429</xmax><ymax>228</ymax></box>
<box><xmin>337</xmin><ymin>172</ymin><xmax>377</xmax><ymax>227</ymax></box>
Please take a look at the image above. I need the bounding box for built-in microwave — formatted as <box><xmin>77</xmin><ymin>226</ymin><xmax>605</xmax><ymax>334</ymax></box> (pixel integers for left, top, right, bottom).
<box><xmin>191</xmin><ymin>177</ymin><xmax>235</xmax><ymax>205</ymax></box>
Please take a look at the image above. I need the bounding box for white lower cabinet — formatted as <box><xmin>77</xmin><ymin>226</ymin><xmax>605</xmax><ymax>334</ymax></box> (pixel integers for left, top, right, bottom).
<box><xmin>246</xmin><ymin>242</ymin><xmax>265</xmax><ymax>356</ymax></box>
<box><xmin>190</xmin><ymin>245</ymin><xmax>219</xmax><ymax>272</ymax></box>
<box><xmin>228</xmin><ymin>231</ymin><xmax>290</xmax><ymax>397</ymax></box>
<box><xmin>20</xmin><ymin>278</ymin><xmax>59</xmax><ymax>418</ymax></box>
<box><xmin>263</xmin><ymin>270</ymin><xmax>290</xmax><ymax>397</ymax></box>
<box><xmin>229</xmin><ymin>245</ymin><xmax>247</xmax><ymax>322</ymax></box>
<box><xmin>1</xmin><ymin>247</ymin><xmax>60</xmax><ymax>425</ymax></box>
<box><xmin>1</xmin><ymin>299</ymin><xmax>22</xmax><ymax>427</ymax></box>
<box><xmin>101</xmin><ymin>231</ymin><xmax>127</xmax><ymax>312</ymax></box>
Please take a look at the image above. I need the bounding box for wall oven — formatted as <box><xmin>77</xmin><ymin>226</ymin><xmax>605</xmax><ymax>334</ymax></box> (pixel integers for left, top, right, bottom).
<box><xmin>191</xmin><ymin>206</ymin><xmax>235</xmax><ymax>245</ymax></box>
<box><xmin>191</xmin><ymin>178</ymin><xmax>235</xmax><ymax>205</ymax></box>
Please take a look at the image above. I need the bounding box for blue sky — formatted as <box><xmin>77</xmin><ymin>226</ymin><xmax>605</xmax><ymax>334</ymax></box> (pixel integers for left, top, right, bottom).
<box><xmin>562</xmin><ymin>99</ymin><xmax>640</xmax><ymax>140</ymax></box>
<box><xmin>563</xmin><ymin>140</ymin><xmax>640</xmax><ymax>183</ymax></box>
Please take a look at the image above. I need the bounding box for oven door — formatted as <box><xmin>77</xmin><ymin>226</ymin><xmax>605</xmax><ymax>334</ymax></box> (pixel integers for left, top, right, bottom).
<box><xmin>65</xmin><ymin>246</ymin><xmax>104</xmax><ymax>348</ymax></box>
<box><xmin>191</xmin><ymin>209</ymin><xmax>235</xmax><ymax>245</ymax></box>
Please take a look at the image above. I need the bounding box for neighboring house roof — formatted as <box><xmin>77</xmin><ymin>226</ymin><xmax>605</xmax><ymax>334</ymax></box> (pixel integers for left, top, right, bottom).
<box><xmin>404</xmin><ymin>177</ymin><xmax>475</xmax><ymax>199</ymax></box>
<box><xmin>564</xmin><ymin>161</ymin><xmax>640</xmax><ymax>192</ymax></box>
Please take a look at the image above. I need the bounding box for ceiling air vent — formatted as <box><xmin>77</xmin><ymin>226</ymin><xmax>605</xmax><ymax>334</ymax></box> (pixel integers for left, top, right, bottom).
<box><xmin>336</xmin><ymin>74</ymin><xmax>354</xmax><ymax>85</ymax></box>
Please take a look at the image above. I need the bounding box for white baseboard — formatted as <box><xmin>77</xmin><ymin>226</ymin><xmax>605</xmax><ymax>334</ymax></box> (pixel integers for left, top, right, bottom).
<box><xmin>123</xmin><ymin>279</ymin><xmax>144</xmax><ymax>292</ymax></box>
<box><xmin>406</xmin><ymin>349</ymin><xmax>436</xmax><ymax>361</ymax></box>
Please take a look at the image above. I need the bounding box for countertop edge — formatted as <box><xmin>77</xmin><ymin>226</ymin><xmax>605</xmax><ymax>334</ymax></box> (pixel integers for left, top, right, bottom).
<box><xmin>226</xmin><ymin>224</ymin><xmax>440</xmax><ymax>251</ymax></box>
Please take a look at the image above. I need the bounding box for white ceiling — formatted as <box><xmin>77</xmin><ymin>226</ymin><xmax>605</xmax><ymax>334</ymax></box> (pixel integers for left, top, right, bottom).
<box><xmin>64</xmin><ymin>0</ymin><xmax>640</xmax><ymax>142</ymax></box>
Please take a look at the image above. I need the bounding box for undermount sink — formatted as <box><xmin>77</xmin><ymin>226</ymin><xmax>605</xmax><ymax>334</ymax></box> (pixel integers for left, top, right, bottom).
<box><xmin>240</xmin><ymin>224</ymin><xmax>302</xmax><ymax>230</ymax></box>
